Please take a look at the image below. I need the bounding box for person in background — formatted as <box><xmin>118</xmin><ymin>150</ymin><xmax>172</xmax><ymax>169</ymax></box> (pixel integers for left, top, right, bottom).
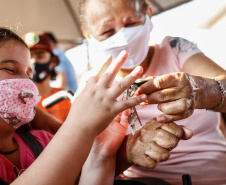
<box><xmin>0</xmin><ymin>27</ymin><xmax>192</xmax><ymax>185</ymax></box>
<box><xmin>22</xmin><ymin>32</ymin><xmax>71</xmax><ymax>122</ymax></box>
<box><xmin>44</xmin><ymin>32</ymin><xmax>78</xmax><ymax>93</ymax></box>
<box><xmin>77</xmin><ymin>0</ymin><xmax>226</xmax><ymax>184</ymax></box>
<box><xmin>65</xmin><ymin>39</ymin><xmax>90</xmax><ymax>84</ymax></box>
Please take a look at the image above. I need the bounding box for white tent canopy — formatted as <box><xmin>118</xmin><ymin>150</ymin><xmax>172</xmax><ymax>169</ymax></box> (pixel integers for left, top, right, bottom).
<box><xmin>0</xmin><ymin>0</ymin><xmax>192</xmax><ymax>50</ymax></box>
<box><xmin>0</xmin><ymin>0</ymin><xmax>225</xmax><ymax>83</ymax></box>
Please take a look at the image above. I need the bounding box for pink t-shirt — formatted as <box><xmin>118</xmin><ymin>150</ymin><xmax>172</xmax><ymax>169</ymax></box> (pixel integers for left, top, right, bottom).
<box><xmin>0</xmin><ymin>130</ymin><xmax>53</xmax><ymax>183</ymax></box>
<box><xmin>124</xmin><ymin>37</ymin><xmax>226</xmax><ymax>185</ymax></box>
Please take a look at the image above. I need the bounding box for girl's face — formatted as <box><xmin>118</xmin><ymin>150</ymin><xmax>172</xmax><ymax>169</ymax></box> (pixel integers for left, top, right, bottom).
<box><xmin>0</xmin><ymin>40</ymin><xmax>33</xmax><ymax>81</ymax></box>
<box><xmin>85</xmin><ymin>0</ymin><xmax>147</xmax><ymax>41</ymax></box>
<box><xmin>0</xmin><ymin>39</ymin><xmax>40</xmax><ymax>129</ymax></box>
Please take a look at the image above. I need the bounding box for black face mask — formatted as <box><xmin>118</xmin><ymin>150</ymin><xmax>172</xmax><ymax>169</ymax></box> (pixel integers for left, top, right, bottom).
<box><xmin>31</xmin><ymin>61</ymin><xmax>51</xmax><ymax>82</ymax></box>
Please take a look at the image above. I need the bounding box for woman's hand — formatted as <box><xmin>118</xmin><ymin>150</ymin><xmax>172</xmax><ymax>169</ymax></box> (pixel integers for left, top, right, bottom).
<box><xmin>126</xmin><ymin>119</ymin><xmax>193</xmax><ymax>168</ymax></box>
<box><xmin>135</xmin><ymin>72</ymin><xmax>195</xmax><ymax>122</ymax></box>
<box><xmin>135</xmin><ymin>72</ymin><xmax>223</xmax><ymax>122</ymax></box>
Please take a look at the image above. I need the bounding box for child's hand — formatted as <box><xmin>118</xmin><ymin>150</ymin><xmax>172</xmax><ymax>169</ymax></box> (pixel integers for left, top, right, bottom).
<box><xmin>69</xmin><ymin>51</ymin><xmax>147</xmax><ymax>136</ymax></box>
<box><xmin>91</xmin><ymin>110</ymin><xmax>129</xmax><ymax>159</ymax></box>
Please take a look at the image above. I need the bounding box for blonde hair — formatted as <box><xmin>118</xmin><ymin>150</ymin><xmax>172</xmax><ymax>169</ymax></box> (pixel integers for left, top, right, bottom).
<box><xmin>78</xmin><ymin>0</ymin><xmax>150</xmax><ymax>30</ymax></box>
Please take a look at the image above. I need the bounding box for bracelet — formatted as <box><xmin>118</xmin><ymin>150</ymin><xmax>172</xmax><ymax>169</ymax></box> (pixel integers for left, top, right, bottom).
<box><xmin>208</xmin><ymin>78</ymin><xmax>226</xmax><ymax>111</ymax></box>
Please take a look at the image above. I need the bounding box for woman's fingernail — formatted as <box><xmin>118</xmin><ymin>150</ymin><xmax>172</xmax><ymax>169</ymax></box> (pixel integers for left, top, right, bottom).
<box><xmin>157</xmin><ymin>116</ymin><xmax>166</xmax><ymax>122</ymax></box>
<box><xmin>186</xmin><ymin>98</ymin><xmax>192</xmax><ymax>108</ymax></box>
<box><xmin>140</xmin><ymin>94</ymin><xmax>147</xmax><ymax>101</ymax></box>
<box><xmin>137</xmin><ymin>94</ymin><xmax>147</xmax><ymax>102</ymax></box>
<box><xmin>157</xmin><ymin>104</ymin><xmax>161</xmax><ymax>111</ymax></box>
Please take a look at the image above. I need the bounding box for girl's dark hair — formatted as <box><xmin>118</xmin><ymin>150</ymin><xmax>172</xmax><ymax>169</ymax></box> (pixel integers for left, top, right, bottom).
<box><xmin>0</xmin><ymin>27</ymin><xmax>28</xmax><ymax>48</ymax></box>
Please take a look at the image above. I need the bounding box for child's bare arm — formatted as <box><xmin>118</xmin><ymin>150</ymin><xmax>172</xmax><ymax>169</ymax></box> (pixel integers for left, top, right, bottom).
<box><xmin>79</xmin><ymin>110</ymin><xmax>130</xmax><ymax>185</ymax></box>
<box><xmin>11</xmin><ymin>51</ymin><xmax>147</xmax><ymax>185</ymax></box>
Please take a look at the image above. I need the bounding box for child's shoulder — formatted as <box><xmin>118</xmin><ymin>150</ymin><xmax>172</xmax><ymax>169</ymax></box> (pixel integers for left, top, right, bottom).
<box><xmin>30</xmin><ymin>130</ymin><xmax>53</xmax><ymax>146</ymax></box>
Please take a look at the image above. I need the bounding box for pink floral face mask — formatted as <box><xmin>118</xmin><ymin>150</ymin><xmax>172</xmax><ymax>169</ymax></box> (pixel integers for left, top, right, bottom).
<box><xmin>0</xmin><ymin>79</ymin><xmax>41</xmax><ymax>129</ymax></box>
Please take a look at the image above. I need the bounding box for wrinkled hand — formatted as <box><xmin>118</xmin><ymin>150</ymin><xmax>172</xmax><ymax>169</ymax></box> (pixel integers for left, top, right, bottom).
<box><xmin>69</xmin><ymin>51</ymin><xmax>147</xmax><ymax>136</ymax></box>
<box><xmin>90</xmin><ymin>110</ymin><xmax>129</xmax><ymax>159</ymax></box>
<box><xmin>126</xmin><ymin>119</ymin><xmax>193</xmax><ymax>168</ymax></box>
<box><xmin>135</xmin><ymin>72</ymin><xmax>197</xmax><ymax>122</ymax></box>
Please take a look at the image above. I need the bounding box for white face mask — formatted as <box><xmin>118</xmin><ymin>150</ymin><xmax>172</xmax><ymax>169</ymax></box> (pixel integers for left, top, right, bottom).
<box><xmin>0</xmin><ymin>79</ymin><xmax>41</xmax><ymax>129</ymax></box>
<box><xmin>87</xmin><ymin>15</ymin><xmax>153</xmax><ymax>69</ymax></box>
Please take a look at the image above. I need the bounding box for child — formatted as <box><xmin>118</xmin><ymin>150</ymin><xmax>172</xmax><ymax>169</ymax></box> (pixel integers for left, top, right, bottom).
<box><xmin>22</xmin><ymin>32</ymin><xmax>71</xmax><ymax>122</ymax></box>
<box><xmin>0</xmin><ymin>27</ymin><xmax>192</xmax><ymax>185</ymax></box>
<box><xmin>0</xmin><ymin>27</ymin><xmax>147</xmax><ymax>185</ymax></box>
<box><xmin>44</xmin><ymin>31</ymin><xmax>78</xmax><ymax>93</ymax></box>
